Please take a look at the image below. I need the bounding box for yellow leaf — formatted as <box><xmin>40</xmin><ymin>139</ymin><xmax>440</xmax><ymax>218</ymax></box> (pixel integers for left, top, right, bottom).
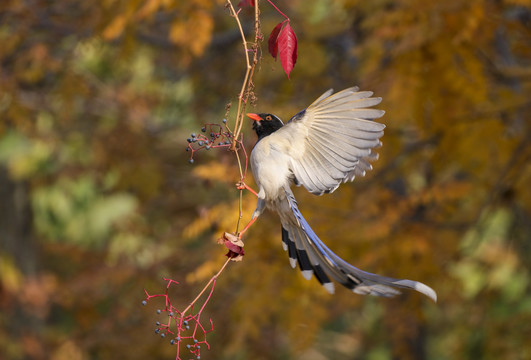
<box><xmin>169</xmin><ymin>11</ymin><xmax>213</xmax><ymax>56</ymax></box>
<box><xmin>0</xmin><ymin>254</ymin><xmax>23</xmax><ymax>294</ymax></box>
<box><xmin>51</xmin><ymin>340</ymin><xmax>85</xmax><ymax>360</ymax></box>
<box><xmin>102</xmin><ymin>14</ymin><xmax>126</xmax><ymax>40</ymax></box>
<box><xmin>136</xmin><ymin>0</ymin><xmax>161</xmax><ymax>20</ymax></box>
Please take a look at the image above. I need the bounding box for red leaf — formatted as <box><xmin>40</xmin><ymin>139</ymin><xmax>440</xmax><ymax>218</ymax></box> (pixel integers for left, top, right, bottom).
<box><xmin>277</xmin><ymin>23</ymin><xmax>297</xmax><ymax>78</ymax></box>
<box><xmin>237</xmin><ymin>0</ymin><xmax>254</xmax><ymax>7</ymax></box>
<box><xmin>268</xmin><ymin>22</ymin><xmax>283</xmax><ymax>59</ymax></box>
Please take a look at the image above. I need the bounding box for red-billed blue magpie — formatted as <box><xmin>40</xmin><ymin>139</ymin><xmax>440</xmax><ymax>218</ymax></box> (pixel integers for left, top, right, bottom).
<box><xmin>244</xmin><ymin>87</ymin><xmax>436</xmax><ymax>301</ymax></box>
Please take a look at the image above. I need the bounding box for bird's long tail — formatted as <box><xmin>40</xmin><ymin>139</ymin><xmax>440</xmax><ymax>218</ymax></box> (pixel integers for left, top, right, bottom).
<box><xmin>282</xmin><ymin>189</ymin><xmax>437</xmax><ymax>301</ymax></box>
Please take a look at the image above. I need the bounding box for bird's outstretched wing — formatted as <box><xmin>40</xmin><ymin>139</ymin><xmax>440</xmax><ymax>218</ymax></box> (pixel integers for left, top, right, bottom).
<box><xmin>271</xmin><ymin>87</ymin><xmax>385</xmax><ymax>195</ymax></box>
<box><xmin>282</xmin><ymin>189</ymin><xmax>437</xmax><ymax>301</ymax></box>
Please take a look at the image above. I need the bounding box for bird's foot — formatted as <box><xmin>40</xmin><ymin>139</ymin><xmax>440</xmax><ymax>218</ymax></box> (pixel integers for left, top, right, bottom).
<box><xmin>235</xmin><ymin>181</ymin><xmax>258</xmax><ymax>197</ymax></box>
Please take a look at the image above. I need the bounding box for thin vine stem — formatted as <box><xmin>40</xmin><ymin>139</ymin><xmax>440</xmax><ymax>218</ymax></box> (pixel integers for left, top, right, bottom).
<box><xmin>144</xmin><ymin>5</ymin><xmax>264</xmax><ymax>359</ymax></box>
<box><xmin>266</xmin><ymin>0</ymin><xmax>289</xmax><ymax>20</ymax></box>
<box><xmin>180</xmin><ymin>257</ymin><xmax>232</xmax><ymax>318</ymax></box>
<box><xmin>225</xmin><ymin>0</ymin><xmax>261</xmax><ymax>233</ymax></box>
<box><xmin>227</xmin><ymin>0</ymin><xmax>261</xmax><ymax>151</ymax></box>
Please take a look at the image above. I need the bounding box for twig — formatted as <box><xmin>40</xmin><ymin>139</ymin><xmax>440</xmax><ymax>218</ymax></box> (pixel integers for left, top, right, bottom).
<box><xmin>226</xmin><ymin>0</ymin><xmax>261</xmax><ymax>233</ymax></box>
<box><xmin>144</xmin><ymin>4</ymin><xmax>263</xmax><ymax>359</ymax></box>
<box><xmin>266</xmin><ymin>0</ymin><xmax>289</xmax><ymax>20</ymax></box>
<box><xmin>180</xmin><ymin>257</ymin><xmax>232</xmax><ymax>317</ymax></box>
<box><xmin>227</xmin><ymin>0</ymin><xmax>261</xmax><ymax>149</ymax></box>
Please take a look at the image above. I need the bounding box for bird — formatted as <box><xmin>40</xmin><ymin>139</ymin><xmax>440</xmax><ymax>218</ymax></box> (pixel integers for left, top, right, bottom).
<box><xmin>242</xmin><ymin>86</ymin><xmax>437</xmax><ymax>301</ymax></box>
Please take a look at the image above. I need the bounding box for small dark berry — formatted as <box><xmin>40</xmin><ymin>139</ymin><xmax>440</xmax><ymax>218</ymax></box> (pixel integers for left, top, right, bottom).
<box><xmin>186</xmin><ymin>326</ymin><xmax>190</xmax><ymax>330</ymax></box>
<box><xmin>218</xmin><ymin>142</ymin><xmax>222</xmax><ymax>146</ymax></box>
<box><xmin>197</xmin><ymin>345</ymin><xmax>201</xmax><ymax>349</ymax></box>
<box><xmin>169</xmin><ymin>312</ymin><xmax>174</xmax><ymax>317</ymax></box>
<box><xmin>185</xmin><ymin>147</ymin><xmax>189</xmax><ymax>151</ymax></box>
<box><xmin>187</xmin><ymin>138</ymin><xmax>192</xmax><ymax>143</ymax></box>
<box><xmin>155</xmin><ymin>328</ymin><xmax>160</xmax><ymax>334</ymax></box>
<box><xmin>222</xmin><ymin>119</ymin><xmax>227</xmax><ymax>123</ymax></box>
<box><xmin>194</xmin><ymin>339</ymin><xmax>198</xmax><ymax>343</ymax></box>
<box><xmin>186</xmin><ymin>345</ymin><xmax>191</xmax><ymax>349</ymax></box>
<box><xmin>210</xmin><ymin>132</ymin><xmax>215</xmax><ymax>137</ymax></box>
<box><xmin>201</xmin><ymin>127</ymin><xmax>206</xmax><ymax>132</ymax></box>
<box><xmin>225</xmin><ymin>140</ymin><xmax>230</xmax><ymax>144</ymax></box>
<box><xmin>176</xmin><ymin>337</ymin><xmax>181</xmax><ymax>341</ymax></box>
<box><xmin>142</xmin><ymin>300</ymin><xmax>147</xmax><ymax>306</ymax></box>
<box><xmin>157</xmin><ymin>309</ymin><xmax>161</xmax><ymax>314</ymax></box>
<box><xmin>156</xmin><ymin>321</ymin><xmax>160</xmax><ymax>326</ymax></box>
<box><xmin>192</xmin><ymin>138</ymin><xmax>197</xmax><ymax>142</ymax></box>
<box><xmin>183</xmin><ymin>320</ymin><xmax>189</xmax><ymax>326</ymax></box>
<box><xmin>160</xmin><ymin>333</ymin><xmax>166</xmax><ymax>338</ymax></box>
<box><xmin>198</xmin><ymin>141</ymin><xmax>203</xmax><ymax>146</ymax></box>
<box><xmin>170</xmin><ymin>339</ymin><xmax>175</xmax><ymax>345</ymax></box>
<box><xmin>191</xmin><ymin>133</ymin><xmax>196</xmax><ymax>138</ymax></box>
<box><xmin>205</xmin><ymin>146</ymin><xmax>210</xmax><ymax>150</ymax></box>
<box><xmin>197</xmin><ymin>356</ymin><xmax>200</xmax><ymax>360</ymax></box>
<box><xmin>189</xmin><ymin>159</ymin><xmax>194</xmax><ymax>164</ymax></box>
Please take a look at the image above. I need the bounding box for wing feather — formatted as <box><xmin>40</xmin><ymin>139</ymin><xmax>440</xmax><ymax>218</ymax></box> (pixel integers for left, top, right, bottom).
<box><xmin>309</xmin><ymin>128</ymin><xmax>372</xmax><ymax>159</ymax></box>
<box><xmin>312</xmin><ymin>116</ymin><xmax>385</xmax><ymax>131</ymax></box>
<box><xmin>311</xmin><ymin>125</ymin><xmax>382</xmax><ymax>149</ymax></box>
<box><xmin>298</xmin><ymin>157</ymin><xmax>329</xmax><ymax>193</ymax></box>
<box><xmin>305</xmin><ymin>143</ymin><xmax>346</xmax><ymax>181</ymax></box>
<box><xmin>313</xmin><ymin>122</ymin><xmax>384</xmax><ymax>140</ymax></box>
<box><xmin>314</xmin><ymin>88</ymin><xmax>371</xmax><ymax>106</ymax></box>
<box><xmin>307</xmin><ymin>141</ymin><xmax>353</xmax><ymax>170</ymax></box>
<box><xmin>290</xmin><ymin>161</ymin><xmax>318</xmax><ymax>193</ymax></box>
<box><xmin>270</xmin><ymin>87</ymin><xmax>385</xmax><ymax>194</ymax></box>
<box><xmin>315</xmin><ymin>107</ymin><xmax>385</xmax><ymax>119</ymax></box>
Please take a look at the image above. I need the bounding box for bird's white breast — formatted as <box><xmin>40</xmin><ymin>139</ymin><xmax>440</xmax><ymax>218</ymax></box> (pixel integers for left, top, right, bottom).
<box><xmin>250</xmin><ymin>135</ymin><xmax>293</xmax><ymax>202</ymax></box>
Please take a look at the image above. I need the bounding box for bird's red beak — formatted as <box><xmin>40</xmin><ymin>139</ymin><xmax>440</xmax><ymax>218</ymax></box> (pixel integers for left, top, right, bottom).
<box><xmin>246</xmin><ymin>113</ymin><xmax>262</xmax><ymax>121</ymax></box>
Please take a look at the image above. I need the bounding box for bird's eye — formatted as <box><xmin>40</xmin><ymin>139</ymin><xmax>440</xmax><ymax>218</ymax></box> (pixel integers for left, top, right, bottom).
<box><xmin>265</xmin><ymin>115</ymin><xmax>272</xmax><ymax>121</ymax></box>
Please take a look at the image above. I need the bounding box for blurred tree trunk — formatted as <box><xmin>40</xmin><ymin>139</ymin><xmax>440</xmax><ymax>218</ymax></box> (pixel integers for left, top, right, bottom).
<box><xmin>0</xmin><ymin>166</ymin><xmax>37</xmax><ymax>275</ymax></box>
<box><xmin>0</xmin><ymin>166</ymin><xmax>42</xmax><ymax>359</ymax></box>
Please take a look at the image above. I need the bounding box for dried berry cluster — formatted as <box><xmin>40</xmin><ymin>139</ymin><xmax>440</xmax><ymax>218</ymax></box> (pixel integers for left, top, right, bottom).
<box><xmin>143</xmin><ymin>279</ymin><xmax>214</xmax><ymax>360</ymax></box>
<box><xmin>185</xmin><ymin>120</ymin><xmax>234</xmax><ymax>164</ymax></box>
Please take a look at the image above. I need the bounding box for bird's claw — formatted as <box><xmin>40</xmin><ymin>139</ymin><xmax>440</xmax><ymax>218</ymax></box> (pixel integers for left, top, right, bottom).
<box><xmin>236</xmin><ymin>181</ymin><xmax>258</xmax><ymax>196</ymax></box>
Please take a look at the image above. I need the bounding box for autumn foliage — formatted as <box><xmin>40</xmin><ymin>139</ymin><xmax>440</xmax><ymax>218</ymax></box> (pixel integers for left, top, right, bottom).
<box><xmin>1</xmin><ymin>0</ymin><xmax>530</xmax><ymax>359</ymax></box>
<box><xmin>268</xmin><ymin>22</ymin><xmax>298</xmax><ymax>78</ymax></box>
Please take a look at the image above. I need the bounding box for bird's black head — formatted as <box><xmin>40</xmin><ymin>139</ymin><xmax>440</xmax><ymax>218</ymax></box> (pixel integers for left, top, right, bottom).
<box><xmin>247</xmin><ymin>113</ymin><xmax>284</xmax><ymax>140</ymax></box>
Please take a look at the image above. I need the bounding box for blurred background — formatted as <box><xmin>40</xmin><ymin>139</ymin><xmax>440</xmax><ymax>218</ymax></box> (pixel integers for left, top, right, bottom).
<box><xmin>1</xmin><ymin>0</ymin><xmax>530</xmax><ymax>359</ymax></box>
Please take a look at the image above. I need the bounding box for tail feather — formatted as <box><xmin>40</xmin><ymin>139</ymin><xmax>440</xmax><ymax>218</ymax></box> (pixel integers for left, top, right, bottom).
<box><xmin>283</xmin><ymin>225</ymin><xmax>334</xmax><ymax>291</ymax></box>
<box><xmin>281</xmin><ymin>227</ymin><xmax>298</xmax><ymax>269</ymax></box>
<box><xmin>290</xmin><ymin>225</ymin><xmax>335</xmax><ymax>293</ymax></box>
<box><xmin>283</xmin><ymin>189</ymin><xmax>437</xmax><ymax>302</ymax></box>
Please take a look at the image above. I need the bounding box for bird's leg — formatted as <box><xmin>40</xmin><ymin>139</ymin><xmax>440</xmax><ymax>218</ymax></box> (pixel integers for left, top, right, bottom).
<box><xmin>236</xmin><ymin>181</ymin><xmax>258</xmax><ymax>197</ymax></box>
<box><xmin>238</xmin><ymin>215</ymin><xmax>258</xmax><ymax>237</ymax></box>
<box><xmin>238</xmin><ymin>198</ymin><xmax>265</xmax><ymax>238</ymax></box>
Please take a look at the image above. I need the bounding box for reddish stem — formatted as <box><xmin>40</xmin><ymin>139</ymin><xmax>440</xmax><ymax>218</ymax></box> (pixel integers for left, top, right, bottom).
<box><xmin>267</xmin><ymin>0</ymin><xmax>289</xmax><ymax>20</ymax></box>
